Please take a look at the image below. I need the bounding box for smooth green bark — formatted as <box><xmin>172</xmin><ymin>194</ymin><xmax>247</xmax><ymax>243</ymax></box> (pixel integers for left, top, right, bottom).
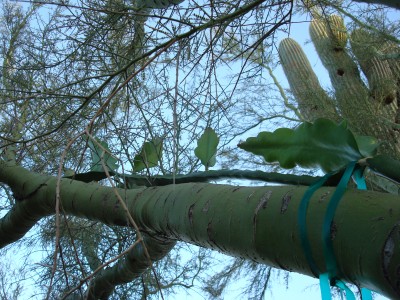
<box><xmin>86</xmin><ymin>234</ymin><xmax>176</xmax><ymax>299</ymax></box>
<box><xmin>1</xmin><ymin>162</ymin><xmax>400</xmax><ymax>298</ymax></box>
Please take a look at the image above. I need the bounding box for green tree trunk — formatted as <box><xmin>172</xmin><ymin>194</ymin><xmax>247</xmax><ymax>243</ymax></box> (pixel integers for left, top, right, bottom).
<box><xmin>1</xmin><ymin>161</ymin><xmax>399</xmax><ymax>299</ymax></box>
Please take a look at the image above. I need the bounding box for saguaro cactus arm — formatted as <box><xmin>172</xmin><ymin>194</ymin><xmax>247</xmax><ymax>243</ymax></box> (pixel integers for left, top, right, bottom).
<box><xmin>278</xmin><ymin>14</ymin><xmax>400</xmax><ymax>159</ymax></box>
<box><xmin>278</xmin><ymin>38</ymin><xmax>339</xmax><ymax>122</ymax></box>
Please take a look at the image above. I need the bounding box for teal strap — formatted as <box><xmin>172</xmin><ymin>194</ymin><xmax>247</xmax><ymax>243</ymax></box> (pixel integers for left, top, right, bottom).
<box><xmin>336</xmin><ymin>280</ymin><xmax>356</xmax><ymax>300</ymax></box>
<box><xmin>320</xmin><ymin>275</ymin><xmax>357</xmax><ymax>300</ymax></box>
<box><xmin>302</xmin><ymin>162</ymin><xmax>374</xmax><ymax>300</ymax></box>
<box><xmin>319</xmin><ymin>273</ymin><xmax>332</xmax><ymax>300</ymax></box>
<box><xmin>361</xmin><ymin>288</ymin><xmax>372</xmax><ymax>300</ymax></box>
<box><xmin>298</xmin><ymin>173</ymin><xmax>334</xmax><ymax>276</ymax></box>
<box><xmin>322</xmin><ymin>161</ymin><xmax>356</xmax><ymax>277</ymax></box>
<box><xmin>353</xmin><ymin>167</ymin><xmax>367</xmax><ymax>190</ymax></box>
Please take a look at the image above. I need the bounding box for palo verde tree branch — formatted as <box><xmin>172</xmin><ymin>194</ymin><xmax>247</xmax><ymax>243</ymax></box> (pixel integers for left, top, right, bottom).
<box><xmin>85</xmin><ymin>234</ymin><xmax>176</xmax><ymax>300</ymax></box>
<box><xmin>0</xmin><ymin>161</ymin><xmax>400</xmax><ymax>298</ymax></box>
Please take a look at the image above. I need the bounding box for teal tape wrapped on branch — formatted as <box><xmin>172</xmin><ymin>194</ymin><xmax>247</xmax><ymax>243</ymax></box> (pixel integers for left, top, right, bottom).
<box><xmin>335</xmin><ymin>280</ymin><xmax>356</xmax><ymax>300</ymax></box>
<box><xmin>322</xmin><ymin>161</ymin><xmax>356</xmax><ymax>278</ymax></box>
<box><xmin>298</xmin><ymin>162</ymin><xmax>373</xmax><ymax>299</ymax></box>
<box><xmin>298</xmin><ymin>172</ymin><xmax>335</xmax><ymax>276</ymax></box>
<box><xmin>320</xmin><ymin>274</ymin><xmax>357</xmax><ymax>300</ymax></box>
<box><xmin>361</xmin><ymin>288</ymin><xmax>372</xmax><ymax>300</ymax></box>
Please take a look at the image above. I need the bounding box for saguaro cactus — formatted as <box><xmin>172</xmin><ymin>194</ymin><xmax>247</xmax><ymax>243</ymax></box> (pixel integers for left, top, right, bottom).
<box><xmin>350</xmin><ymin>28</ymin><xmax>397</xmax><ymax>104</ymax></box>
<box><xmin>278</xmin><ymin>38</ymin><xmax>339</xmax><ymax>121</ymax></box>
<box><xmin>278</xmin><ymin>14</ymin><xmax>400</xmax><ymax>159</ymax></box>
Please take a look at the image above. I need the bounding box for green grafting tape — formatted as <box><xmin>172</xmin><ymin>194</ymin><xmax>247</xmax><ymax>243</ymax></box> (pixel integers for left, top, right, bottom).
<box><xmin>322</xmin><ymin>161</ymin><xmax>356</xmax><ymax>277</ymax></box>
<box><xmin>298</xmin><ymin>173</ymin><xmax>334</xmax><ymax>276</ymax></box>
